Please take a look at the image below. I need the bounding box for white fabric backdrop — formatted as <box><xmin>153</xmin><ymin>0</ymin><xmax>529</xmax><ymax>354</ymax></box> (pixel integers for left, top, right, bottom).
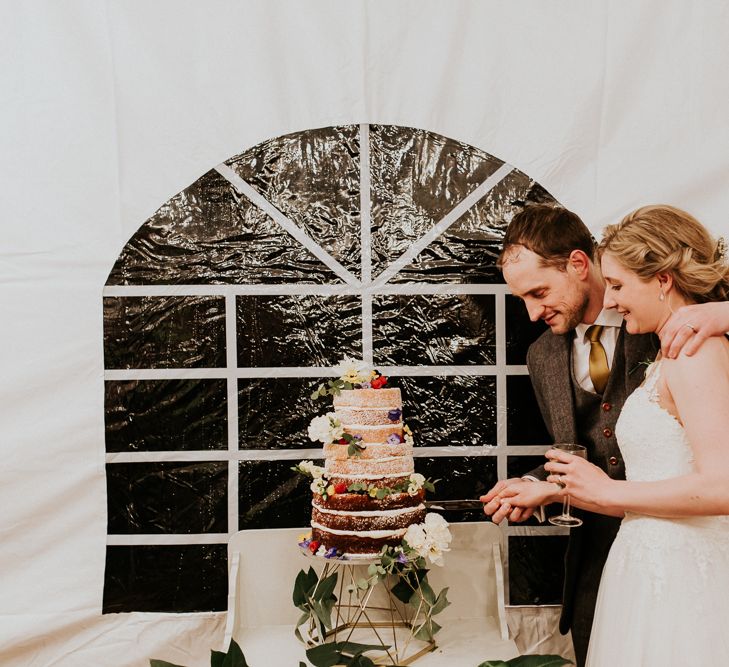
<box><xmin>1</xmin><ymin>1</ymin><xmax>728</xmax><ymax>665</ymax></box>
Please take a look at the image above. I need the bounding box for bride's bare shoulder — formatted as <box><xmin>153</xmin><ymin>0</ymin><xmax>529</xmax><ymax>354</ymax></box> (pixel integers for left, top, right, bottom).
<box><xmin>662</xmin><ymin>336</ymin><xmax>729</xmax><ymax>381</ymax></box>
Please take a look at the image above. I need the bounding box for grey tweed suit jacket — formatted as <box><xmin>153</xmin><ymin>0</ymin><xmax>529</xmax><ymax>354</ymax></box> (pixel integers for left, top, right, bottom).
<box><xmin>526</xmin><ymin>324</ymin><xmax>658</xmax><ymax>634</ymax></box>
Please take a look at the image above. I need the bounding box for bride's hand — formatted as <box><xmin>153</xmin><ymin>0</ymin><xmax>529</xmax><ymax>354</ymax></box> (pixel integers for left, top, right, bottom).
<box><xmin>544</xmin><ymin>449</ymin><xmax>613</xmax><ymax>506</ymax></box>
<box><xmin>493</xmin><ymin>480</ymin><xmax>560</xmax><ymax>511</ymax></box>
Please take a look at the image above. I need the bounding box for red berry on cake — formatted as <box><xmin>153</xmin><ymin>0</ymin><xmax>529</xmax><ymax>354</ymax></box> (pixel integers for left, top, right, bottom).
<box><xmin>370</xmin><ymin>375</ymin><xmax>388</xmax><ymax>389</ymax></box>
<box><xmin>308</xmin><ymin>540</ymin><xmax>320</xmax><ymax>553</ymax></box>
<box><xmin>334</xmin><ymin>482</ymin><xmax>348</xmax><ymax>494</ymax></box>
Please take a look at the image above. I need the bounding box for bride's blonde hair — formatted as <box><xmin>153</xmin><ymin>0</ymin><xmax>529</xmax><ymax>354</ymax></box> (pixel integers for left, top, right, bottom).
<box><xmin>597</xmin><ymin>205</ymin><xmax>729</xmax><ymax>303</ymax></box>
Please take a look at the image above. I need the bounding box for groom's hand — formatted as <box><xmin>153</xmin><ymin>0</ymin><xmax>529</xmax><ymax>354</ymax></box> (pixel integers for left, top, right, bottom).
<box><xmin>661</xmin><ymin>302</ymin><xmax>729</xmax><ymax>358</ymax></box>
<box><xmin>480</xmin><ymin>478</ymin><xmax>536</xmax><ymax>524</ymax></box>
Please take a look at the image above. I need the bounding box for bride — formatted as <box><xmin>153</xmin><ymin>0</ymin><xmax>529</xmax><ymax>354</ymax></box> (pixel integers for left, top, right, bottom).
<box><xmin>502</xmin><ymin>205</ymin><xmax>729</xmax><ymax>665</ymax></box>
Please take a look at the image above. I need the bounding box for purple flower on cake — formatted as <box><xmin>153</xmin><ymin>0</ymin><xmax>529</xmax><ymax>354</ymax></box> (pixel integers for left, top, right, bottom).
<box><xmin>387</xmin><ymin>434</ymin><xmax>400</xmax><ymax>445</ymax></box>
<box><xmin>324</xmin><ymin>547</ymin><xmax>339</xmax><ymax>559</ymax></box>
<box><xmin>388</xmin><ymin>408</ymin><xmax>402</xmax><ymax>422</ymax></box>
<box><xmin>360</xmin><ymin>382</ymin><xmax>371</xmax><ymax>389</ymax></box>
<box><xmin>397</xmin><ymin>552</ymin><xmax>409</xmax><ymax>564</ymax></box>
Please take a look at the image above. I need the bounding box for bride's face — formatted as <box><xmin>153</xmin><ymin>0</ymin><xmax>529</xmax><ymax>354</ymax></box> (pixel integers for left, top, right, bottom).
<box><xmin>601</xmin><ymin>252</ymin><xmax>665</xmax><ymax>334</ymax></box>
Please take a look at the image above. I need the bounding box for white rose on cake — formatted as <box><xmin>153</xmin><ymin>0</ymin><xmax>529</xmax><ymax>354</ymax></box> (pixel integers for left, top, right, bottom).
<box><xmin>404</xmin><ymin>522</ymin><xmax>427</xmax><ymax>553</ymax></box>
<box><xmin>307</xmin><ymin>413</ymin><xmax>343</xmax><ymax>444</ymax></box>
<box><xmin>310</xmin><ymin>477</ymin><xmax>327</xmax><ymax>495</ymax></box>
<box><xmin>404</xmin><ymin>513</ymin><xmax>453</xmax><ymax>566</ymax></box>
<box><xmin>424</xmin><ymin>513</ymin><xmax>452</xmax><ymax>555</ymax></box>
<box><xmin>298</xmin><ymin>460</ymin><xmax>325</xmax><ymax>479</ymax></box>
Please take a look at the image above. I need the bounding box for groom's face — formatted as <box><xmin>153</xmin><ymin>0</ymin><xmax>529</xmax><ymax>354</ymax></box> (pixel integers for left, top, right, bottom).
<box><xmin>502</xmin><ymin>246</ymin><xmax>590</xmax><ymax>335</ymax></box>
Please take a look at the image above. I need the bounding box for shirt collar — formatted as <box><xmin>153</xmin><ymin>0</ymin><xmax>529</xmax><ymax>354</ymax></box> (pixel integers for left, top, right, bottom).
<box><xmin>574</xmin><ymin>308</ymin><xmax>624</xmax><ymax>341</ymax></box>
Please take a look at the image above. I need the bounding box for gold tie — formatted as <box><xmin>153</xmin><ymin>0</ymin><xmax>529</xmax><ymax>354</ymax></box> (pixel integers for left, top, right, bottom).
<box><xmin>586</xmin><ymin>325</ymin><xmax>610</xmax><ymax>394</ymax></box>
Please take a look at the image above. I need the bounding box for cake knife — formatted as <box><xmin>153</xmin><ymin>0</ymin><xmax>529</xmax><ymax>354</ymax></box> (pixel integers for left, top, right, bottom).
<box><xmin>423</xmin><ymin>499</ymin><xmax>486</xmax><ymax>511</ymax></box>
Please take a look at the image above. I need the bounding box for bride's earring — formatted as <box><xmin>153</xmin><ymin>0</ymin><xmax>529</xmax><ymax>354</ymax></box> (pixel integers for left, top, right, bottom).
<box><xmin>659</xmin><ymin>290</ymin><xmax>665</xmax><ymax>301</ymax></box>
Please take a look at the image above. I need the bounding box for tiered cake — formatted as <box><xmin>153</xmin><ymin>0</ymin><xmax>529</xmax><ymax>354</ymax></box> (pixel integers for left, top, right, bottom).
<box><xmin>307</xmin><ymin>386</ymin><xmax>427</xmax><ymax>557</ymax></box>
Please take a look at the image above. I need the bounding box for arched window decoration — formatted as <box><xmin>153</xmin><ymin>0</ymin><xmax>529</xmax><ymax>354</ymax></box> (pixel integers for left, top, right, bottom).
<box><xmin>103</xmin><ymin>124</ymin><xmax>562</xmax><ymax>613</ymax></box>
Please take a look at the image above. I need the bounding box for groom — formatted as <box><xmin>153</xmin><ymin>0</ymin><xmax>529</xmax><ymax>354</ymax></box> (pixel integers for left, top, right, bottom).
<box><xmin>481</xmin><ymin>204</ymin><xmax>728</xmax><ymax>666</ymax></box>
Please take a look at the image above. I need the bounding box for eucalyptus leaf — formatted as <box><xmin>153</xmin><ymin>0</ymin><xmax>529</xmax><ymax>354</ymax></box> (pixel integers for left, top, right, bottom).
<box><xmin>294</xmin><ymin>610</ymin><xmax>311</xmax><ymax>642</ymax></box>
<box><xmin>309</xmin><ymin>598</ymin><xmax>333</xmax><ymax>630</ymax></box>
<box><xmin>293</xmin><ymin>567</ymin><xmax>319</xmax><ymax>608</ymax></box>
<box><xmin>412</xmin><ymin>618</ymin><xmax>440</xmax><ymax>641</ymax></box>
<box><xmin>476</xmin><ymin>656</ymin><xmax>572</xmax><ymax>667</ymax></box>
<box><xmin>430</xmin><ymin>587</ymin><xmax>451</xmax><ymax>615</ymax></box>
<box><xmin>389</xmin><ymin>578</ymin><xmax>413</xmax><ymax>604</ymax></box>
<box><xmin>315</xmin><ymin>571</ymin><xmax>339</xmax><ymax>602</ymax></box>
<box><xmin>211</xmin><ymin>650</ymin><xmax>225</xmax><ymax>667</ymax></box>
<box><xmin>306</xmin><ymin>640</ymin><xmax>390</xmax><ymax>665</ymax></box>
<box><xmin>305</xmin><ymin>642</ymin><xmax>342</xmax><ymax>667</ymax></box>
<box><xmin>417</xmin><ymin>578</ymin><xmax>436</xmax><ymax>605</ymax></box>
<box><xmin>221</xmin><ymin>639</ymin><xmax>248</xmax><ymax>667</ymax></box>
<box><xmin>349</xmin><ymin>655</ymin><xmax>376</xmax><ymax>667</ymax></box>
<box><xmin>339</xmin><ymin>641</ymin><xmax>389</xmax><ymax>653</ymax></box>
<box><xmin>150</xmin><ymin>661</ymin><xmax>186</xmax><ymax>667</ymax></box>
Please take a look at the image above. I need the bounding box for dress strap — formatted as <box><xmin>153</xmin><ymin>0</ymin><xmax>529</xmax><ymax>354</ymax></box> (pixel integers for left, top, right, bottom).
<box><xmin>641</xmin><ymin>358</ymin><xmax>662</xmax><ymax>402</ymax></box>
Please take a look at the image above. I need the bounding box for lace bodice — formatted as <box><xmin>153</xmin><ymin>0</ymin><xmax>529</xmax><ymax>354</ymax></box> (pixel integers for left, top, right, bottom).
<box><xmin>614</xmin><ymin>359</ymin><xmax>694</xmax><ymax>481</ymax></box>
<box><xmin>609</xmin><ymin>359</ymin><xmax>729</xmax><ymax>595</ymax></box>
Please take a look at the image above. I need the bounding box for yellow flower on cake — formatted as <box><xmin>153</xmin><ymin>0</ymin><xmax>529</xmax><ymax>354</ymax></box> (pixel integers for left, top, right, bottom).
<box><xmin>337</xmin><ymin>356</ymin><xmax>371</xmax><ymax>385</ymax></box>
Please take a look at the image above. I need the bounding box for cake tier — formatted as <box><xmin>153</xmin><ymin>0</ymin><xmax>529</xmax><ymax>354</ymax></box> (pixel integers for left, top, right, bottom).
<box><xmin>323</xmin><ymin>441</ymin><xmax>413</xmax><ymax>460</ymax></box>
<box><xmin>325</xmin><ymin>455</ymin><xmax>413</xmax><ymax>476</ymax></box>
<box><xmin>314</xmin><ymin>489</ymin><xmax>424</xmax><ymax>512</ymax></box>
<box><xmin>312</xmin><ymin>503</ymin><xmax>425</xmax><ymax>532</ymax></box>
<box><xmin>324</xmin><ymin>473</ymin><xmax>410</xmax><ymax>489</ymax></box>
<box><xmin>334</xmin><ymin>388</ymin><xmax>401</xmax><ymax>408</ymax></box>
<box><xmin>311</xmin><ymin>524</ymin><xmax>407</xmax><ymax>555</ymax></box>
<box><xmin>335</xmin><ymin>407</ymin><xmax>402</xmax><ymax>426</ymax></box>
<box><xmin>343</xmin><ymin>424</ymin><xmax>403</xmax><ymax>443</ymax></box>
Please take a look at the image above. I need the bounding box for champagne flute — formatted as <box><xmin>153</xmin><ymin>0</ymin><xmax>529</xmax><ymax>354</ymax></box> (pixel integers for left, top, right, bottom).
<box><xmin>548</xmin><ymin>443</ymin><xmax>587</xmax><ymax>527</ymax></box>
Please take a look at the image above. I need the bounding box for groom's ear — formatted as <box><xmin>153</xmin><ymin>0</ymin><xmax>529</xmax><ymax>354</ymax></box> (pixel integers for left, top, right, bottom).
<box><xmin>567</xmin><ymin>249</ymin><xmax>591</xmax><ymax>280</ymax></box>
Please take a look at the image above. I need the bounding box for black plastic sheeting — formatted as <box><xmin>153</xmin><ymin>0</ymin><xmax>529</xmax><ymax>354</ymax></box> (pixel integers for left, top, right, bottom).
<box><xmin>105</xmin><ymin>380</ymin><xmax>228</xmax><ymax>452</ymax></box>
<box><xmin>236</xmin><ymin>295</ymin><xmax>362</xmax><ymax>367</ymax></box>
<box><xmin>103</xmin><ymin>124</ymin><xmax>559</xmax><ymax>613</ymax></box>
<box><xmin>104</xmin><ymin>296</ymin><xmax>227</xmax><ymax>368</ymax></box>
<box><xmin>103</xmin><ymin>544</ymin><xmax>228</xmax><ymax>613</ymax></box>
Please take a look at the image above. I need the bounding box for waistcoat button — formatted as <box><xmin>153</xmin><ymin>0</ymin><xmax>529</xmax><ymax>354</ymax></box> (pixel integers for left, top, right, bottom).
<box><xmin>608</xmin><ymin>456</ymin><xmax>618</xmax><ymax>465</ymax></box>
<box><xmin>602</xmin><ymin>402</ymin><xmax>612</xmax><ymax>411</ymax></box>
<box><xmin>603</xmin><ymin>427</ymin><xmax>613</xmax><ymax>438</ymax></box>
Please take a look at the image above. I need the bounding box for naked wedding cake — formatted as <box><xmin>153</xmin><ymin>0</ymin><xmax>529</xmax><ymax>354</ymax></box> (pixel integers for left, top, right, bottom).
<box><xmin>295</xmin><ymin>360</ymin><xmax>434</xmax><ymax>558</ymax></box>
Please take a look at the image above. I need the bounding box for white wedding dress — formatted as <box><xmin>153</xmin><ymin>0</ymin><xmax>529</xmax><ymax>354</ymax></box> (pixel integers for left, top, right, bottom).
<box><xmin>586</xmin><ymin>360</ymin><xmax>729</xmax><ymax>666</ymax></box>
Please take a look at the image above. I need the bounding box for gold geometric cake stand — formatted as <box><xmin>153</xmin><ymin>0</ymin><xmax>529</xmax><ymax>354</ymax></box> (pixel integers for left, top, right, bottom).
<box><xmin>300</xmin><ymin>555</ymin><xmax>437</xmax><ymax>666</ymax></box>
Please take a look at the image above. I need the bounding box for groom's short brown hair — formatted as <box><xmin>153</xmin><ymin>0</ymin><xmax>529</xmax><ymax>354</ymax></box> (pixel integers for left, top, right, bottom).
<box><xmin>497</xmin><ymin>204</ymin><xmax>596</xmax><ymax>270</ymax></box>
